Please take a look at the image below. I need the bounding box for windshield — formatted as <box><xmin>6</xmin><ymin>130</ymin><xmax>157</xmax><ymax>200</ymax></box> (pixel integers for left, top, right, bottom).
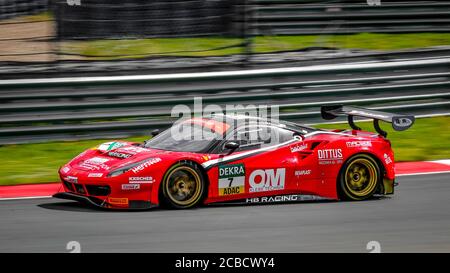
<box><xmin>144</xmin><ymin>119</ymin><xmax>229</xmax><ymax>152</ymax></box>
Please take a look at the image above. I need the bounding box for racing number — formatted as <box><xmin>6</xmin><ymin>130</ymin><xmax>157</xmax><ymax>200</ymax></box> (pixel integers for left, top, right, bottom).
<box><xmin>228</xmin><ymin>178</ymin><xmax>233</xmax><ymax>187</ymax></box>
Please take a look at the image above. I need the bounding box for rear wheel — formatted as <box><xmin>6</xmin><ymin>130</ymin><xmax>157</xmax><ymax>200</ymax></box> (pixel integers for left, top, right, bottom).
<box><xmin>338</xmin><ymin>154</ymin><xmax>381</xmax><ymax>201</ymax></box>
<box><xmin>160</xmin><ymin>162</ymin><xmax>206</xmax><ymax>209</ymax></box>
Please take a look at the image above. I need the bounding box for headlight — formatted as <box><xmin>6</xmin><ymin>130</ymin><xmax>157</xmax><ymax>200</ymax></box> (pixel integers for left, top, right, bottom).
<box><xmin>107</xmin><ymin>158</ymin><xmax>157</xmax><ymax>178</ymax></box>
<box><xmin>108</xmin><ymin>167</ymin><xmax>131</xmax><ymax>178</ymax></box>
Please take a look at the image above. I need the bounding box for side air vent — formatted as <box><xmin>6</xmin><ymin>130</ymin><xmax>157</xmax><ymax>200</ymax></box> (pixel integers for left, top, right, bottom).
<box><xmin>310</xmin><ymin>142</ymin><xmax>323</xmax><ymax>150</ymax></box>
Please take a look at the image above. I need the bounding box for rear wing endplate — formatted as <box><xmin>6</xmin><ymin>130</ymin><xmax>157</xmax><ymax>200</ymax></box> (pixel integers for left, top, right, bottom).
<box><xmin>321</xmin><ymin>105</ymin><xmax>415</xmax><ymax>137</ymax></box>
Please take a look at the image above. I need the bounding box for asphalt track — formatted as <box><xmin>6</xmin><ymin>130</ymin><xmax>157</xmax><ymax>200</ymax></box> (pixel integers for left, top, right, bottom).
<box><xmin>0</xmin><ymin>173</ymin><xmax>449</xmax><ymax>253</ymax></box>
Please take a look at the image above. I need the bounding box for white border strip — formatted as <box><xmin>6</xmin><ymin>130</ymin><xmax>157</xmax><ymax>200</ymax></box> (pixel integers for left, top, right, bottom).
<box><xmin>430</xmin><ymin>159</ymin><xmax>450</xmax><ymax>166</ymax></box>
<box><xmin>201</xmin><ymin>138</ymin><xmax>297</xmax><ymax>169</ymax></box>
<box><xmin>0</xmin><ymin>195</ymin><xmax>52</xmax><ymax>201</ymax></box>
<box><xmin>396</xmin><ymin>171</ymin><xmax>450</xmax><ymax>177</ymax></box>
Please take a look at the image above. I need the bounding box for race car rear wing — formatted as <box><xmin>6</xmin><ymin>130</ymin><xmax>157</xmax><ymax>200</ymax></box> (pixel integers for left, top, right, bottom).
<box><xmin>321</xmin><ymin>105</ymin><xmax>415</xmax><ymax>137</ymax></box>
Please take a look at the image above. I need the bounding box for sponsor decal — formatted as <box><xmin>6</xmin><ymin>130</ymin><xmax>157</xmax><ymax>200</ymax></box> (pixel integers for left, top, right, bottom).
<box><xmin>384</xmin><ymin>153</ymin><xmax>393</xmax><ymax>165</ymax></box>
<box><xmin>246</xmin><ymin>194</ymin><xmax>328</xmax><ymax>203</ymax></box>
<box><xmin>120</xmin><ymin>146</ymin><xmax>148</xmax><ymax>153</ymax></box>
<box><xmin>65</xmin><ymin>176</ymin><xmax>78</xmax><ymax>183</ymax></box>
<box><xmin>61</xmin><ymin>166</ymin><xmax>71</xmax><ymax>174</ymax></box>
<box><xmin>131</xmin><ymin>158</ymin><xmax>162</xmax><ymax>174</ymax></box>
<box><xmin>88</xmin><ymin>173</ymin><xmax>103</xmax><ymax>178</ymax></box>
<box><xmin>290</xmin><ymin>144</ymin><xmax>308</xmax><ymax>153</ymax></box>
<box><xmin>97</xmin><ymin>142</ymin><xmax>127</xmax><ymax>152</ymax></box>
<box><xmin>249</xmin><ymin>168</ymin><xmax>285</xmax><ymax>193</ymax></box>
<box><xmin>79</xmin><ymin>157</ymin><xmax>111</xmax><ymax>171</ymax></box>
<box><xmin>295</xmin><ymin>170</ymin><xmax>311</xmax><ymax>176</ymax></box>
<box><xmin>78</xmin><ymin>163</ymin><xmax>100</xmax><ymax>171</ymax></box>
<box><xmin>129</xmin><ymin>176</ymin><xmax>155</xmax><ymax>183</ymax></box>
<box><xmin>393</xmin><ymin>117</ymin><xmax>413</xmax><ymax>128</ymax></box>
<box><xmin>121</xmin><ymin>184</ymin><xmax>140</xmax><ymax>190</ymax></box>
<box><xmin>85</xmin><ymin>157</ymin><xmax>109</xmax><ymax>164</ymax></box>
<box><xmin>108</xmin><ymin>151</ymin><xmax>132</xmax><ymax>159</ymax></box>
<box><xmin>318</xmin><ymin>149</ymin><xmax>343</xmax><ymax>165</ymax></box>
<box><xmin>346</xmin><ymin>141</ymin><xmax>372</xmax><ymax>148</ymax></box>
<box><xmin>218</xmin><ymin>163</ymin><xmax>245</xmax><ymax>196</ymax></box>
<box><xmin>107</xmin><ymin>197</ymin><xmax>128</xmax><ymax>205</ymax></box>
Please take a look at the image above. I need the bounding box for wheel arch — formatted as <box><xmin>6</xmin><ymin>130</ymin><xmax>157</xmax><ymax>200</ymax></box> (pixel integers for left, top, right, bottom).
<box><xmin>151</xmin><ymin>158</ymin><xmax>209</xmax><ymax>206</ymax></box>
<box><xmin>343</xmin><ymin>150</ymin><xmax>386</xmax><ymax>177</ymax></box>
<box><xmin>337</xmin><ymin>151</ymin><xmax>384</xmax><ymax>200</ymax></box>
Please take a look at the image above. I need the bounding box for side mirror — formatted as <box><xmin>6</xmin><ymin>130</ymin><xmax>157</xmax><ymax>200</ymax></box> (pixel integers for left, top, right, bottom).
<box><xmin>224</xmin><ymin>141</ymin><xmax>240</xmax><ymax>154</ymax></box>
<box><xmin>151</xmin><ymin>129</ymin><xmax>160</xmax><ymax>137</ymax></box>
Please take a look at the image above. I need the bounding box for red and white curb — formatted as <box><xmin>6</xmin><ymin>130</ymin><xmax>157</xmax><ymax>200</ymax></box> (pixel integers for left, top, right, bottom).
<box><xmin>395</xmin><ymin>160</ymin><xmax>450</xmax><ymax>176</ymax></box>
<box><xmin>1</xmin><ymin>160</ymin><xmax>449</xmax><ymax>201</ymax></box>
<box><xmin>0</xmin><ymin>183</ymin><xmax>61</xmax><ymax>201</ymax></box>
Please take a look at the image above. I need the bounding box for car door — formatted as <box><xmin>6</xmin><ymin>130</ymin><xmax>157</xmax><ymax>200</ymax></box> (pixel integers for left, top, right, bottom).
<box><xmin>216</xmin><ymin>124</ymin><xmax>299</xmax><ymax>199</ymax></box>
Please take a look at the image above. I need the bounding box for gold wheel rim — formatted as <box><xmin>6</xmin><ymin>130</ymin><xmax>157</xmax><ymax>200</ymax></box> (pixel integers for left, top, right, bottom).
<box><xmin>165</xmin><ymin>166</ymin><xmax>202</xmax><ymax>206</ymax></box>
<box><xmin>344</xmin><ymin>158</ymin><xmax>377</xmax><ymax>197</ymax></box>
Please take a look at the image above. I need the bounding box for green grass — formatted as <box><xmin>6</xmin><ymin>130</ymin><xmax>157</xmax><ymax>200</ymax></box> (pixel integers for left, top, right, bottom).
<box><xmin>23</xmin><ymin>11</ymin><xmax>53</xmax><ymax>22</ymax></box>
<box><xmin>62</xmin><ymin>33</ymin><xmax>450</xmax><ymax>59</ymax></box>
<box><xmin>254</xmin><ymin>33</ymin><xmax>450</xmax><ymax>52</ymax></box>
<box><xmin>5</xmin><ymin>12</ymin><xmax>450</xmax><ymax>58</ymax></box>
<box><xmin>6</xmin><ymin>12</ymin><xmax>450</xmax><ymax>58</ymax></box>
<box><xmin>0</xmin><ymin>136</ymin><xmax>147</xmax><ymax>186</ymax></box>
<box><xmin>62</xmin><ymin>38</ymin><xmax>244</xmax><ymax>59</ymax></box>
<box><xmin>0</xmin><ymin>116</ymin><xmax>448</xmax><ymax>186</ymax></box>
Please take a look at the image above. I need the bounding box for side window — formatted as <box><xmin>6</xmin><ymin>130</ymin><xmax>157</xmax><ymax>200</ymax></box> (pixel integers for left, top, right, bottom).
<box><xmin>226</xmin><ymin>126</ymin><xmax>263</xmax><ymax>152</ymax></box>
<box><xmin>274</xmin><ymin>127</ymin><xmax>297</xmax><ymax>143</ymax></box>
<box><xmin>221</xmin><ymin>125</ymin><xmax>296</xmax><ymax>152</ymax></box>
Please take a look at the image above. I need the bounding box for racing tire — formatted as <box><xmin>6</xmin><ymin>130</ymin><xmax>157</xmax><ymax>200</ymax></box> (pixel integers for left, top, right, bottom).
<box><xmin>160</xmin><ymin>161</ymin><xmax>206</xmax><ymax>209</ymax></box>
<box><xmin>338</xmin><ymin>154</ymin><xmax>381</xmax><ymax>201</ymax></box>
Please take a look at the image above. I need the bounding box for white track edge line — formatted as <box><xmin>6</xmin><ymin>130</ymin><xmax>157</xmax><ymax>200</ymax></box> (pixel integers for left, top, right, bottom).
<box><xmin>395</xmin><ymin>171</ymin><xmax>450</xmax><ymax>177</ymax></box>
<box><xmin>0</xmin><ymin>195</ymin><xmax>52</xmax><ymax>201</ymax></box>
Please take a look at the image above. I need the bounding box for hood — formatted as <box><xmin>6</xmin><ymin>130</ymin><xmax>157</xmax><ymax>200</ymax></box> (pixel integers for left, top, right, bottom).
<box><xmin>69</xmin><ymin>141</ymin><xmax>173</xmax><ymax>174</ymax></box>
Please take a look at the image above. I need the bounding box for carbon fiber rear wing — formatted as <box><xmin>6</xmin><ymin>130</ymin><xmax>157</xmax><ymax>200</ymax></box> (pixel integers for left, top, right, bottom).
<box><xmin>321</xmin><ymin>105</ymin><xmax>415</xmax><ymax>137</ymax></box>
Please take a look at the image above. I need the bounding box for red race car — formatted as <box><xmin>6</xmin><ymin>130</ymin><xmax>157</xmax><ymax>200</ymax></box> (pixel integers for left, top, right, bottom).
<box><xmin>54</xmin><ymin>105</ymin><xmax>414</xmax><ymax>210</ymax></box>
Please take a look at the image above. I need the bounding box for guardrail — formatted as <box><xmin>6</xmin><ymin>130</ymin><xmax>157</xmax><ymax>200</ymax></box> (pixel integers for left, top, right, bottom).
<box><xmin>0</xmin><ymin>56</ymin><xmax>449</xmax><ymax>144</ymax></box>
<box><xmin>250</xmin><ymin>0</ymin><xmax>450</xmax><ymax>35</ymax></box>
<box><xmin>0</xmin><ymin>0</ymin><xmax>47</xmax><ymax>20</ymax></box>
<box><xmin>1</xmin><ymin>57</ymin><xmax>449</xmax><ymax>88</ymax></box>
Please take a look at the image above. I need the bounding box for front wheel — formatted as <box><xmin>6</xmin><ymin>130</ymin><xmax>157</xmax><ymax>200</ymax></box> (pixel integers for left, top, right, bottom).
<box><xmin>338</xmin><ymin>154</ymin><xmax>381</xmax><ymax>201</ymax></box>
<box><xmin>160</xmin><ymin>162</ymin><xmax>206</xmax><ymax>209</ymax></box>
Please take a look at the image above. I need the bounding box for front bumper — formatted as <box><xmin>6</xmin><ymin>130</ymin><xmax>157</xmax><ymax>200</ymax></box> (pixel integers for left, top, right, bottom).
<box><xmin>53</xmin><ymin>192</ymin><xmax>157</xmax><ymax>210</ymax></box>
